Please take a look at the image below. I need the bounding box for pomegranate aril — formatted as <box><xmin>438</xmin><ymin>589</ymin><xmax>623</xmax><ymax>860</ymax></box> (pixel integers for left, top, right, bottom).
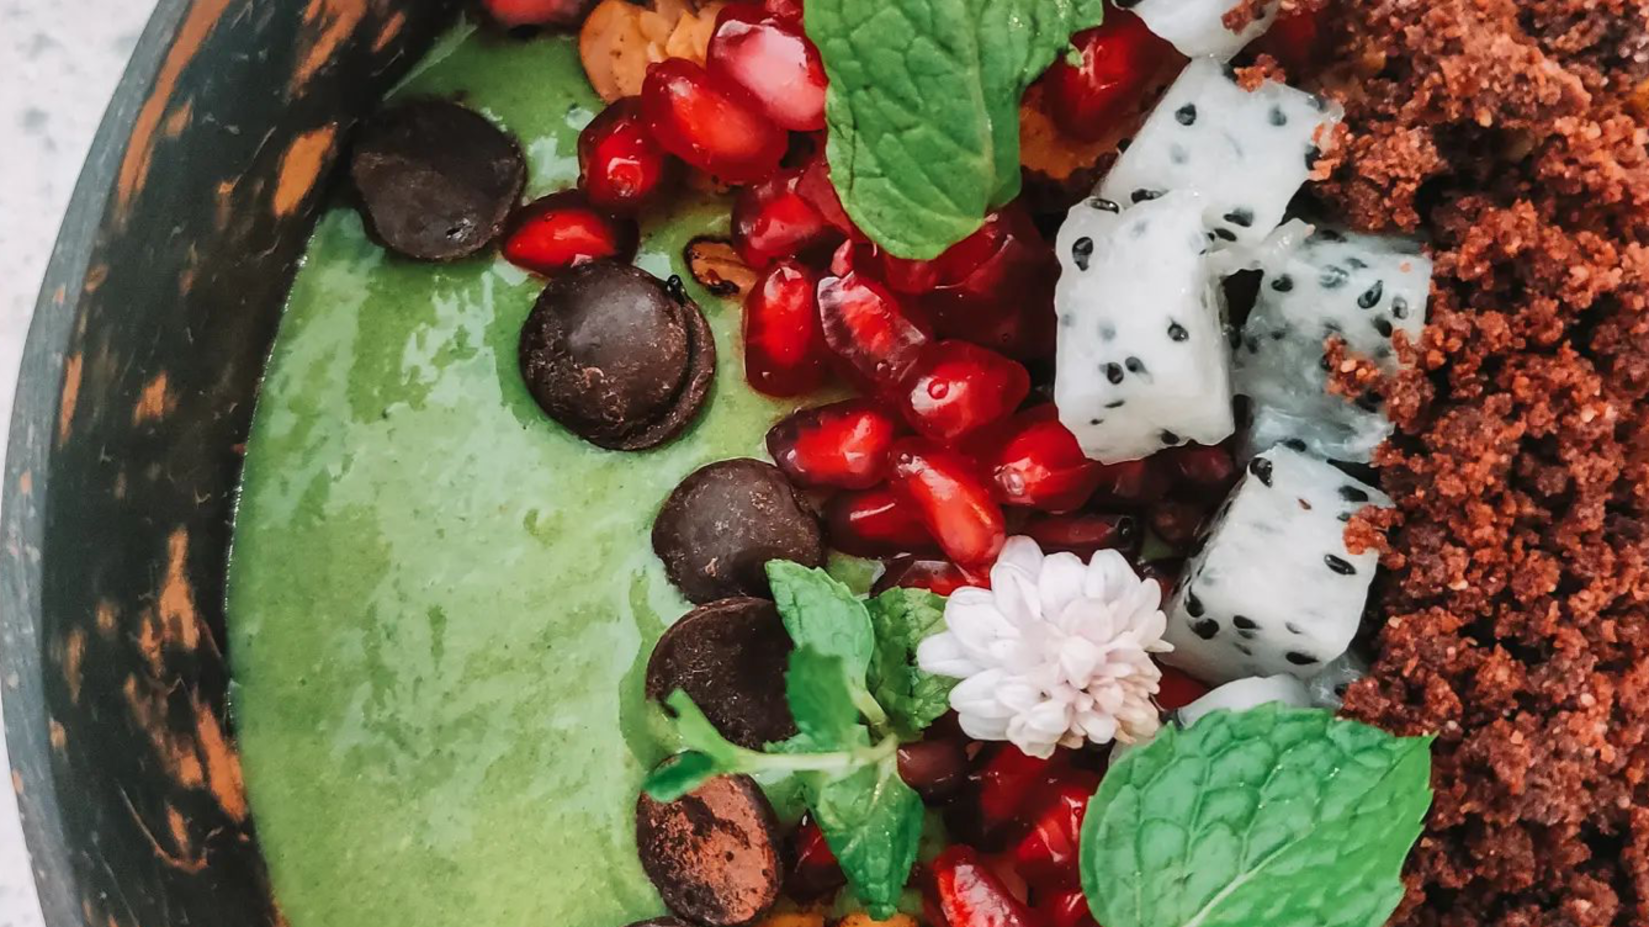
<box><xmin>1092</xmin><ymin>457</ymin><xmax>1173</xmax><ymax>505</ymax></box>
<box><xmin>708</xmin><ymin>5</ymin><xmax>828</xmax><ymax>132</ymax></box>
<box><xmin>891</xmin><ymin>440</ymin><xmax>1007</xmax><ymax>568</ymax></box>
<box><xmin>641</xmin><ymin>58</ymin><xmax>787</xmax><ymax>184</ymax></box>
<box><xmin>817</xmin><ymin>273</ymin><xmax>934</xmax><ymax>390</ymax></box>
<box><xmin>796</xmin><ymin>150</ymin><xmax>859</xmax><ymax>236</ymax></box>
<box><xmin>900</xmin><ymin>341</ymin><xmax>1031</xmax><ymax>445</ymax></box>
<box><xmin>975</xmin><ymin>745</ymin><xmax>1066</xmax><ymax>836</ymax></box>
<box><xmin>929</xmin><ymin>846</ymin><xmax>1041</xmax><ymax>927</ymax></box>
<box><xmin>1256</xmin><ymin>6</ymin><xmax>1328</xmax><ymax>75</ymax></box>
<box><xmin>1045</xmin><ymin>11</ymin><xmax>1177</xmax><ymax>142</ymax></box>
<box><xmin>1147</xmin><ymin>499</ymin><xmax>1207</xmax><ymax>548</ymax></box>
<box><xmin>875</xmin><ymin>557</ymin><xmax>987</xmax><ymax>597</ymax></box>
<box><xmin>826</xmin><ymin>489</ymin><xmax>936</xmax><ymax>557</ymax></box>
<box><xmin>767</xmin><ymin>400</ymin><xmax>898</xmax><ymax>490</ymax></box>
<box><xmin>1023</xmin><ymin>513</ymin><xmax>1140</xmax><ymax>558</ymax></box>
<box><xmin>1011</xmin><ymin>774</ymin><xmax>1099</xmax><ymax>890</ymax></box>
<box><xmin>1038</xmin><ymin>890</ymin><xmax>1098</xmax><ymax>927</ymax></box>
<box><xmin>764</xmin><ymin>0</ymin><xmax>804</xmax><ymax>23</ymax></box>
<box><xmin>1164</xmin><ymin>442</ymin><xmax>1239</xmax><ymax>498</ymax></box>
<box><xmin>744</xmin><ymin>260</ymin><xmax>830</xmax><ymax>396</ymax></box>
<box><xmin>898</xmin><ymin>739</ymin><xmax>970</xmax><ymax>802</ymax></box>
<box><xmin>787</xmin><ymin>817</ymin><xmax>846</xmax><ymax>900</ymax></box>
<box><xmin>1155</xmin><ymin>663</ymin><xmax>1210</xmax><ymax>712</ymax></box>
<box><xmin>989</xmin><ymin>406</ymin><xmax>1103</xmax><ymax>513</ymax></box>
<box><xmin>578</xmin><ymin>98</ymin><xmax>678</xmax><ymax>214</ymax></box>
<box><xmin>732</xmin><ymin>168</ymin><xmax>842</xmax><ymax>268</ymax></box>
<box><xmin>502</xmin><ymin>191</ymin><xmax>638</xmax><ymax>275</ymax></box>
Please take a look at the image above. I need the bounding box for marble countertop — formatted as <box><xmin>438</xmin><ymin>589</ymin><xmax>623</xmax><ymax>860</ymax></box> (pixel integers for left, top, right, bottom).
<box><xmin>1</xmin><ymin>2</ymin><xmax>162</xmax><ymax>924</ymax></box>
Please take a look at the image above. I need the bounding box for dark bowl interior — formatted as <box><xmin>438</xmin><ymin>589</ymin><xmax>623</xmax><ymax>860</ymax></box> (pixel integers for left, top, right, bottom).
<box><xmin>1</xmin><ymin>1</ymin><xmax>458</xmax><ymax>923</ymax></box>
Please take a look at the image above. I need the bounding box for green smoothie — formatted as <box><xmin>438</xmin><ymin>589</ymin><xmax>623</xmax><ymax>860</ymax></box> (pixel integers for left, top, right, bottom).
<box><xmin>227</xmin><ymin>30</ymin><xmax>799</xmax><ymax>927</ymax></box>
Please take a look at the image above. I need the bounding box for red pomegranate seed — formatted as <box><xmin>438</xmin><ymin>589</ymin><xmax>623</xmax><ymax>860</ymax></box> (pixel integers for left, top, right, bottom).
<box><xmin>1137</xmin><ymin>557</ymin><xmax>1184</xmax><ymax>600</ymax></box>
<box><xmin>1011</xmin><ymin>774</ymin><xmax>1099</xmax><ymax>890</ymax></box>
<box><xmin>763</xmin><ymin>0</ymin><xmax>804</xmax><ymax>22</ymax></box>
<box><xmin>1023</xmin><ymin>513</ymin><xmax>1139</xmax><ymax>558</ymax></box>
<box><xmin>1155</xmin><ymin>664</ymin><xmax>1211</xmax><ymax>711</ymax></box>
<box><xmin>897</xmin><ymin>739</ymin><xmax>971</xmax><ymax>802</ymax></box>
<box><xmin>732</xmin><ymin>168</ymin><xmax>843</xmax><ymax>268</ymax></box>
<box><xmin>744</xmin><ymin>260</ymin><xmax>830</xmax><ymax>396</ymax></box>
<box><xmin>1038</xmin><ymin>890</ymin><xmax>1098</xmax><ymax>927</ymax></box>
<box><xmin>787</xmin><ymin>817</ymin><xmax>845</xmax><ymax>900</ymax></box>
<box><xmin>641</xmin><ymin>58</ymin><xmax>787</xmax><ymax>184</ymax></box>
<box><xmin>826</xmin><ymin>488</ymin><xmax>936</xmax><ymax>557</ymax></box>
<box><xmin>1091</xmin><ymin>457</ymin><xmax>1173</xmax><ymax>505</ymax></box>
<box><xmin>1164</xmin><ymin>442</ymin><xmax>1239</xmax><ymax>498</ymax></box>
<box><xmin>891</xmin><ymin>440</ymin><xmax>1007</xmax><ymax>567</ymax></box>
<box><xmin>975</xmin><ymin>745</ymin><xmax>1067</xmax><ymax>836</ymax></box>
<box><xmin>988</xmin><ymin>406</ymin><xmax>1103</xmax><ymax>513</ymax></box>
<box><xmin>481</xmin><ymin>0</ymin><xmax>595</xmax><ymax>29</ymax></box>
<box><xmin>1256</xmin><ymin>6</ymin><xmax>1328</xmax><ymax>74</ymax></box>
<box><xmin>502</xmin><ymin>191</ymin><xmax>638</xmax><ymax>275</ymax></box>
<box><xmin>876</xmin><ymin>557</ymin><xmax>988</xmax><ymax>596</ymax></box>
<box><xmin>796</xmin><ymin>149</ymin><xmax>859</xmax><ymax>236</ymax></box>
<box><xmin>708</xmin><ymin>5</ymin><xmax>828</xmax><ymax>132</ymax></box>
<box><xmin>930</xmin><ymin>846</ymin><xmax>1041</xmax><ymax>927</ymax></box>
<box><xmin>817</xmin><ymin>273</ymin><xmax>934</xmax><ymax>390</ymax></box>
<box><xmin>578</xmin><ymin>98</ymin><xmax>678</xmax><ymax>214</ymax></box>
<box><xmin>767</xmin><ymin>400</ymin><xmax>899</xmax><ymax>490</ymax></box>
<box><xmin>1045</xmin><ymin>11</ymin><xmax>1177</xmax><ymax>142</ymax></box>
<box><xmin>900</xmin><ymin>342</ymin><xmax>1031</xmax><ymax>445</ymax></box>
<box><xmin>1147</xmin><ymin>499</ymin><xmax>1207</xmax><ymax>548</ymax></box>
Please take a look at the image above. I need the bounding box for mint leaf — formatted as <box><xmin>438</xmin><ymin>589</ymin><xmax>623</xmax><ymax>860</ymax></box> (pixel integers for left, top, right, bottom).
<box><xmin>812</xmin><ymin>755</ymin><xmax>925</xmax><ymax>919</ymax></box>
<box><xmin>642</xmin><ymin>751</ymin><xmax>721</xmax><ymax>803</ymax></box>
<box><xmin>1080</xmin><ymin>705</ymin><xmax>1434</xmax><ymax>927</ymax></box>
<box><xmin>784</xmin><ymin>648</ymin><xmax>873</xmax><ymax>752</ymax></box>
<box><xmin>867</xmin><ymin>587</ymin><xmax>955</xmax><ymax>737</ymax></box>
<box><xmin>807</xmin><ymin>0</ymin><xmax>1106</xmax><ymax>258</ymax></box>
<box><xmin>767</xmin><ymin>561</ymin><xmax>876</xmax><ymax>688</ymax></box>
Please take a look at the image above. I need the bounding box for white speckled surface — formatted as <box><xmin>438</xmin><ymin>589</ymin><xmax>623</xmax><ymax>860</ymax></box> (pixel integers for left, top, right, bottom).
<box><xmin>1</xmin><ymin>2</ymin><xmax>162</xmax><ymax>925</ymax></box>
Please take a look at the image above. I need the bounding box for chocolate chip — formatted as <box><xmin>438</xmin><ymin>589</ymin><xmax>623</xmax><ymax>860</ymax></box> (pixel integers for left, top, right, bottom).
<box><xmin>350</xmin><ymin>100</ymin><xmax>526</xmax><ymax>261</ymax></box>
<box><xmin>519</xmin><ymin>263</ymin><xmax>715</xmax><ymax>451</ymax></box>
<box><xmin>646</xmin><ymin>598</ymin><xmax>796</xmax><ymax>749</ymax></box>
<box><xmin>654</xmin><ymin>459</ymin><xmax>825</xmax><ymax>603</ymax></box>
<box><xmin>636</xmin><ymin>773</ymin><xmax>782</xmax><ymax>927</ymax></box>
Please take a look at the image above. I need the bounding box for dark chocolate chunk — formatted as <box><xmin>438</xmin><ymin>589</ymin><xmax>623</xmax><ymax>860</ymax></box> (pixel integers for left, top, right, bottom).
<box><xmin>654</xmin><ymin>459</ymin><xmax>825</xmax><ymax>603</ymax></box>
<box><xmin>350</xmin><ymin>100</ymin><xmax>526</xmax><ymax>261</ymax></box>
<box><xmin>636</xmin><ymin>772</ymin><xmax>782</xmax><ymax>927</ymax></box>
<box><xmin>646</xmin><ymin>598</ymin><xmax>796</xmax><ymax>749</ymax></box>
<box><xmin>519</xmin><ymin>262</ymin><xmax>716</xmax><ymax>451</ymax></box>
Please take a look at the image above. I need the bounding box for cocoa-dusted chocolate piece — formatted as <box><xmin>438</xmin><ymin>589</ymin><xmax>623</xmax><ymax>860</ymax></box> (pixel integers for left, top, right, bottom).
<box><xmin>519</xmin><ymin>262</ymin><xmax>715</xmax><ymax>451</ymax></box>
<box><xmin>350</xmin><ymin>100</ymin><xmax>526</xmax><ymax>261</ymax></box>
<box><xmin>636</xmin><ymin>772</ymin><xmax>782</xmax><ymax>927</ymax></box>
<box><xmin>653</xmin><ymin>459</ymin><xmax>824</xmax><ymax>603</ymax></box>
<box><xmin>645</xmin><ymin>598</ymin><xmax>796</xmax><ymax>749</ymax></box>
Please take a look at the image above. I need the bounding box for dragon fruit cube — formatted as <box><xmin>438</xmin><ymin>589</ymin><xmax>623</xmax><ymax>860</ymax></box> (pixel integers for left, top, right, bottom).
<box><xmin>1161</xmin><ymin>445</ymin><xmax>1391</xmax><ymax>685</ymax></box>
<box><xmin>1235</xmin><ymin>228</ymin><xmax>1433</xmax><ymax>461</ymax></box>
<box><xmin>1054</xmin><ymin>191</ymin><xmax>1233</xmax><ymax>464</ymax></box>
<box><xmin>1097</xmin><ymin>58</ymin><xmax>1343</xmax><ymax>248</ymax></box>
<box><xmin>1176</xmin><ymin>674</ymin><xmax>1311</xmax><ymax>727</ymax></box>
<box><xmin>1130</xmin><ymin>0</ymin><xmax>1282</xmax><ymax>59</ymax></box>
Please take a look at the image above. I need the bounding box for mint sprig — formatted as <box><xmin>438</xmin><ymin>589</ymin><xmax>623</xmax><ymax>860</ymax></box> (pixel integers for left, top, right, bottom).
<box><xmin>806</xmin><ymin>0</ymin><xmax>1107</xmax><ymax>258</ymax></box>
<box><xmin>645</xmin><ymin>563</ymin><xmax>953</xmax><ymax>917</ymax></box>
<box><xmin>1080</xmin><ymin>705</ymin><xmax>1433</xmax><ymax>927</ymax></box>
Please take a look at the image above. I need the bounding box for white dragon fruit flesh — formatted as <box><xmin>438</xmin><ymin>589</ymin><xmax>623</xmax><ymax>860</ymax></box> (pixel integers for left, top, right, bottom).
<box><xmin>1129</xmin><ymin>0</ymin><xmax>1282</xmax><ymax>60</ymax></box>
<box><xmin>1054</xmin><ymin>191</ymin><xmax>1233</xmax><ymax>464</ymax></box>
<box><xmin>1097</xmin><ymin>58</ymin><xmax>1343</xmax><ymax>248</ymax></box>
<box><xmin>1162</xmin><ymin>445</ymin><xmax>1392</xmax><ymax>686</ymax></box>
<box><xmin>1235</xmin><ymin>228</ymin><xmax>1432</xmax><ymax>462</ymax></box>
<box><xmin>1177</xmin><ymin>674</ymin><xmax>1311</xmax><ymax>727</ymax></box>
<box><xmin>1305</xmin><ymin>649</ymin><xmax>1371</xmax><ymax>709</ymax></box>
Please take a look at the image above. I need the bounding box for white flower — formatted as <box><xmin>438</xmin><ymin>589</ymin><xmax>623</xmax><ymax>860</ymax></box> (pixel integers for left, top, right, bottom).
<box><xmin>916</xmin><ymin>537</ymin><xmax>1172</xmax><ymax>758</ymax></box>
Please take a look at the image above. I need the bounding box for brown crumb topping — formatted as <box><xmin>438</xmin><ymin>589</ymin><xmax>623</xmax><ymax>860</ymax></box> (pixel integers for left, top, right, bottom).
<box><xmin>1302</xmin><ymin>0</ymin><xmax>1649</xmax><ymax>923</ymax></box>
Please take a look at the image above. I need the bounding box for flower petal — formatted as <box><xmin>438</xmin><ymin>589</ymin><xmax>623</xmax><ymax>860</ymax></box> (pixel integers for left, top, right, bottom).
<box><xmin>917</xmin><ymin>632</ymin><xmax>983</xmax><ymax>679</ymax></box>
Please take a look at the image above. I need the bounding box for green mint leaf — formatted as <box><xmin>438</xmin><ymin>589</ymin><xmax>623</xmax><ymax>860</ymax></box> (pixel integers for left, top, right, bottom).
<box><xmin>807</xmin><ymin>0</ymin><xmax>1107</xmax><ymax>259</ymax></box>
<box><xmin>866</xmin><ymin>587</ymin><xmax>956</xmax><ymax>737</ymax></box>
<box><xmin>767</xmin><ymin>561</ymin><xmax>876</xmax><ymax>685</ymax></box>
<box><xmin>641</xmin><ymin>751</ymin><xmax>722</xmax><ymax>803</ymax></box>
<box><xmin>812</xmin><ymin>755</ymin><xmax>926</xmax><ymax>919</ymax></box>
<box><xmin>1080</xmin><ymin>705</ymin><xmax>1434</xmax><ymax>927</ymax></box>
<box><xmin>786</xmin><ymin>647</ymin><xmax>874</xmax><ymax>751</ymax></box>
